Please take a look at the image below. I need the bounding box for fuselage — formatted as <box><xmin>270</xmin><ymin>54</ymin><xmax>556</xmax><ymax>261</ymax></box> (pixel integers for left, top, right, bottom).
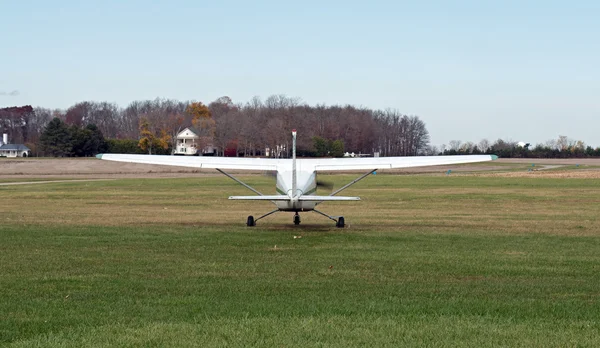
<box><xmin>275</xmin><ymin>166</ymin><xmax>318</xmax><ymax>211</ymax></box>
<box><xmin>271</xmin><ymin>129</ymin><xmax>319</xmax><ymax>212</ymax></box>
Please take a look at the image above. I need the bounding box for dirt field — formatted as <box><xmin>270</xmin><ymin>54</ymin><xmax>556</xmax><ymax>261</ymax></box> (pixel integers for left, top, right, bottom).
<box><xmin>0</xmin><ymin>158</ymin><xmax>209</xmax><ymax>179</ymax></box>
<box><xmin>1</xmin><ymin>157</ymin><xmax>600</xmax><ymax>179</ymax></box>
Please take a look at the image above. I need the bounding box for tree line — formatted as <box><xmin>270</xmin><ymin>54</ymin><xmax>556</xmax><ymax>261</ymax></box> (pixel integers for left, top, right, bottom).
<box><xmin>1</xmin><ymin>96</ymin><xmax>598</xmax><ymax>158</ymax></box>
<box><xmin>440</xmin><ymin>135</ymin><xmax>600</xmax><ymax>158</ymax></box>
<box><xmin>1</xmin><ymin>96</ymin><xmax>431</xmax><ymax>157</ymax></box>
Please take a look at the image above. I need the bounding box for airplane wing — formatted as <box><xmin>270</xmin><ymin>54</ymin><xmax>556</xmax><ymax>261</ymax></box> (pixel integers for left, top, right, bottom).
<box><xmin>303</xmin><ymin>155</ymin><xmax>498</xmax><ymax>171</ymax></box>
<box><xmin>97</xmin><ymin>153</ymin><xmax>497</xmax><ymax>172</ymax></box>
<box><xmin>96</xmin><ymin>154</ymin><xmax>280</xmax><ymax>171</ymax></box>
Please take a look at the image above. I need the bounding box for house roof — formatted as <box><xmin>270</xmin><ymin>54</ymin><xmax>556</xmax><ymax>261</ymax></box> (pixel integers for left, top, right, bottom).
<box><xmin>177</xmin><ymin>126</ymin><xmax>200</xmax><ymax>138</ymax></box>
<box><xmin>0</xmin><ymin>144</ymin><xmax>30</xmax><ymax>151</ymax></box>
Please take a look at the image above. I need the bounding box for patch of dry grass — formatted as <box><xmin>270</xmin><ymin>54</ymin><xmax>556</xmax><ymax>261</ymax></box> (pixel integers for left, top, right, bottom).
<box><xmin>2</xmin><ymin>175</ymin><xmax>599</xmax><ymax>236</ymax></box>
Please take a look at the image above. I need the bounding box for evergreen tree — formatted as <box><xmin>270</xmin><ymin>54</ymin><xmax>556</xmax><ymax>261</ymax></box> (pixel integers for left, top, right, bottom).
<box><xmin>39</xmin><ymin>118</ymin><xmax>72</xmax><ymax>157</ymax></box>
<box><xmin>85</xmin><ymin>124</ymin><xmax>108</xmax><ymax>155</ymax></box>
<box><xmin>331</xmin><ymin>139</ymin><xmax>345</xmax><ymax>158</ymax></box>
<box><xmin>312</xmin><ymin>136</ymin><xmax>329</xmax><ymax>157</ymax></box>
<box><xmin>70</xmin><ymin>126</ymin><xmax>91</xmax><ymax>157</ymax></box>
<box><xmin>70</xmin><ymin>124</ymin><xmax>108</xmax><ymax>157</ymax></box>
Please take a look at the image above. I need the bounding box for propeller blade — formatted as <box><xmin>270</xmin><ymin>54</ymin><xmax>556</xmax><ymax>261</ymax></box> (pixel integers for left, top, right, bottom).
<box><xmin>316</xmin><ymin>180</ymin><xmax>334</xmax><ymax>191</ymax></box>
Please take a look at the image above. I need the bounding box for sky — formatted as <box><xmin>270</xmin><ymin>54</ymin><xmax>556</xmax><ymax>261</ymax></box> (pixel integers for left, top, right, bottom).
<box><xmin>1</xmin><ymin>0</ymin><xmax>599</xmax><ymax>147</ymax></box>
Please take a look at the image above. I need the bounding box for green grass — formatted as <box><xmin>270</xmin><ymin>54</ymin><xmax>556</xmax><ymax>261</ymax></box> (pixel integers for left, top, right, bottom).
<box><xmin>0</xmin><ymin>178</ymin><xmax>95</xmax><ymax>184</ymax></box>
<box><xmin>1</xmin><ymin>175</ymin><xmax>600</xmax><ymax>347</ymax></box>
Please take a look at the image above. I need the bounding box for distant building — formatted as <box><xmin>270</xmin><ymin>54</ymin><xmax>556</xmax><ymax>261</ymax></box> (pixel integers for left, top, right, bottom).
<box><xmin>173</xmin><ymin>127</ymin><xmax>214</xmax><ymax>156</ymax></box>
<box><xmin>0</xmin><ymin>144</ymin><xmax>30</xmax><ymax>157</ymax></box>
<box><xmin>0</xmin><ymin>133</ymin><xmax>30</xmax><ymax>157</ymax></box>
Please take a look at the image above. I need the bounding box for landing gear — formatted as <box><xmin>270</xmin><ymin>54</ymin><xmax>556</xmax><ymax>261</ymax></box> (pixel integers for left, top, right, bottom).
<box><xmin>246</xmin><ymin>210</ymin><xmax>344</xmax><ymax>227</ymax></box>
<box><xmin>313</xmin><ymin>209</ymin><xmax>346</xmax><ymax>228</ymax></box>
<box><xmin>246</xmin><ymin>209</ymin><xmax>279</xmax><ymax>227</ymax></box>
<box><xmin>293</xmin><ymin>212</ymin><xmax>301</xmax><ymax>225</ymax></box>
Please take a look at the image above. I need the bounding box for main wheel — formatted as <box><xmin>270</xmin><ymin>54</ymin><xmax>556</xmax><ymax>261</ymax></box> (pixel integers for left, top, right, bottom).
<box><xmin>293</xmin><ymin>213</ymin><xmax>301</xmax><ymax>225</ymax></box>
<box><xmin>247</xmin><ymin>215</ymin><xmax>255</xmax><ymax>227</ymax></box>
<box><xmin>336</xmin><ymin>216</ymin><xmax>345</xmax><ymax>228</ymax></box>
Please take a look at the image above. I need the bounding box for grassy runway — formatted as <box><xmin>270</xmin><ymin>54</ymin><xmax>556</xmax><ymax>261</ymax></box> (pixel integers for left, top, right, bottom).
<box><xmin>1</xmin><ymin>174</ymin><xmax>599</xmax><ymax>347</ymax></box>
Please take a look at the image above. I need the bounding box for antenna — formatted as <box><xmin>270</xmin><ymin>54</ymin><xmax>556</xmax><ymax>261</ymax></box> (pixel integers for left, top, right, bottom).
<box><xmin>292</xmin><ymin>129</ymin><xmax>297</xmax><ymax>198</ymax></box>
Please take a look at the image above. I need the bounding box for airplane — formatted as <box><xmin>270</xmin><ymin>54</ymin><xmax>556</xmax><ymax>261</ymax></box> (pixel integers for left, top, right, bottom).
<box><xmin>96</xmin><ymin>130</ymin><xmax>497</xmax><ymax>227</ymax></box>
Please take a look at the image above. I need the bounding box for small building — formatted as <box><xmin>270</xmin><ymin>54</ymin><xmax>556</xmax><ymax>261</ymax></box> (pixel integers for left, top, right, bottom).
<box><xmin>173</xmin><ymin>127</ymin><xmax>214</xmax><ymax>156</ymax></box>
<box><xmin>0</xmin><ymin>133</ymin><xmax>30</xmax><ymax>157</ymax></box>
<box><xmin>0</xmin><ymin>144</ymin><xmax>30</xmax><ymax>157</ymax></box>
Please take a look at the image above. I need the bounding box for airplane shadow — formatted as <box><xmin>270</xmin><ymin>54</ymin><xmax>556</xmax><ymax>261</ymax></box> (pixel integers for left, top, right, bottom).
<box><xmin>260</xmin><ymin>224</ymin><xmax>342</xmax><ymax>232</ymax></box>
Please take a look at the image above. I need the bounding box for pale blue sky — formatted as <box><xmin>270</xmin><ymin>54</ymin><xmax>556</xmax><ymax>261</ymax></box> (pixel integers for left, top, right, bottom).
<box><xmin>1</xmin><ymin>0</ymin><xmax>598</xmax><ymax>147</ymax></box>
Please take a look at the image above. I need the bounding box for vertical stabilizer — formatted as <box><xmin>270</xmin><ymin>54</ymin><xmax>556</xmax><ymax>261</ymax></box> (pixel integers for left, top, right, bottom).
<box><xmin>292</xmin><ymin>129</ymin><xmax>297</xmax><ymax>197</ymax></box>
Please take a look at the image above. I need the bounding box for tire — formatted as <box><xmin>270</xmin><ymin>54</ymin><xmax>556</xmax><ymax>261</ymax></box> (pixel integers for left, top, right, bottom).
<box><xmin>294</xmin><ymin>214</ymin><xmax>300</xmax><ymax>225</ymax></box>
<box><xmin>336</xmin><ymin>216</ymin><xmax>345</xmax><ymax>228</ymax></box>
<box><xmin>247</xmin><ymin>216</ymin><xmax>255</xmax><ymax>227</ymax></box>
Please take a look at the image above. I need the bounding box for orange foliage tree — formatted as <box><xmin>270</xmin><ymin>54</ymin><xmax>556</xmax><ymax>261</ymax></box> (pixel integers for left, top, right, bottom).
<box><xmin>138</xmin><ymin>117</ymin><xmax>170</xmax><ymax>154</ymax></box>
<box><xmin>186</xmin><ymin>102</ymin><xmax>215</xmax><ymax>153</ymax></box>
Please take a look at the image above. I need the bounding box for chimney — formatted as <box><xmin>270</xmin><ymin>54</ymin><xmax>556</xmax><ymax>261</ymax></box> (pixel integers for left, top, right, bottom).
<box><xmin>2</xmin><ymin>133</ymin><xmax>7</xmax><ymax>145</ymax></box>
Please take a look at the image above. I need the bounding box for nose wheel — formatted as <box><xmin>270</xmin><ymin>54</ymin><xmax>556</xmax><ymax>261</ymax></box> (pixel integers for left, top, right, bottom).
<box><xmin>293</xmin><ymin>212</ymin><xmax>301</xmax><ymax>225</ymax></box>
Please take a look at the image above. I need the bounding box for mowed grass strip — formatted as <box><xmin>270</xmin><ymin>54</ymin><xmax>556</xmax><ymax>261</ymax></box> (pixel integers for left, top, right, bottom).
<box><xmin>1</xmin><ymin>175</ymin><xmax>600</xmax><ymax>347</ymax></box>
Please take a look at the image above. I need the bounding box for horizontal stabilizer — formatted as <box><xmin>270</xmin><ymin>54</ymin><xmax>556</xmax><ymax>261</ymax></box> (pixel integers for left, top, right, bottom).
<box><xmin>228</xmin><ymin>195</ymin><xmax>360</xmax><ymax>201</ymax></box>
<box><xmin>229</xmin><ymin>195</ymin><xmax>291</xmax><ymax>201</ymax></box>
<box><xmin>298</xmin><ymin>195</ymin><xmax>360</xmax><ymax>201</ymax></box>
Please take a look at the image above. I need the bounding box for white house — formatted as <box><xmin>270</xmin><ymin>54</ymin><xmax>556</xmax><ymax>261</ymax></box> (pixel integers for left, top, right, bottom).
<box><xmin>173</xmin><ymin>127</ymin><xmax>214</xmax><ymax>155</ymax></box>
<box><xmin>0</xmin><ymin>133</ymin><xmax>30</xmax><ymax>157</ymax></box>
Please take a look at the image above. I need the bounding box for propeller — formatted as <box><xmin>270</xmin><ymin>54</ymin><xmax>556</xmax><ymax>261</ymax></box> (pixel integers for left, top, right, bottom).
<box><xmin>316</xmin><ymin>179</ymin><xmax>334</xmax><ymax>192</ymax></box>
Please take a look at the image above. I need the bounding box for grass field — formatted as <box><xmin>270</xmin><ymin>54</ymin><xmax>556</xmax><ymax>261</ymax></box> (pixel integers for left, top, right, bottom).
<box><xmin>1</xmin><ymin>174</ymin><xmax>600</xmax><ymax>347</ymax></box>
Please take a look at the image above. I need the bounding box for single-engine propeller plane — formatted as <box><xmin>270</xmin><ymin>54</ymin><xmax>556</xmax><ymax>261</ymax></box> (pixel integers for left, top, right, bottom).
<box><xmin>97</xmin><ymin>130</ymin><xmax>497</xmax><ymax>227</ymax></box>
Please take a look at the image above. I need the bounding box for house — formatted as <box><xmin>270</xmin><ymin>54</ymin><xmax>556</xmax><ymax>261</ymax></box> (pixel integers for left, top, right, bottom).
<box><xmin>0</xmin><ymin>133</ymin><xmax>30</xmax><ymax>157</ymax></box>
<box><xmin>173</xmin><ymin>127</ymin><xmax>214</xmax><ymax>156</ymax></box>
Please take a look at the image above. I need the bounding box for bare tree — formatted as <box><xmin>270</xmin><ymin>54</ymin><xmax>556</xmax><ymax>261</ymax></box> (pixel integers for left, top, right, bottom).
<box><xmin>0</xmin><ymin>105</ymin><xmax>35</xmax><ymax>143</ymax></box>
<box><xmin>478</xmin><ymin>139</ymin><xmax>490</xmax><ymax>153</ymax></box>
<box><xmin>557</xmin><ymin>135</ymin><xmax>569</xmax><ymax>151</ymax></box>
<box><xmin>448</xmin><ymin>140</ymin><xmax>462</xmax><ymax>152</ymax></box>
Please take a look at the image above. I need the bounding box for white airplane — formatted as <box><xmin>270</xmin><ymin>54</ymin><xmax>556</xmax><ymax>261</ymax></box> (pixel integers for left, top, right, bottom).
<box><xmin>97</xmin><ymin>130</ymin><xmax>497</xmax><ymax>227</ymax></box>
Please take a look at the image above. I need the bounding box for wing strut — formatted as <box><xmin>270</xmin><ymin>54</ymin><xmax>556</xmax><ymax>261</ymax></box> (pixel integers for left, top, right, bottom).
<box><xmin>330</xmin><ymin>169</ymin><xmax>377</xmax><ymax>196</ymax></box>
<box><xmin>255</xmin><ymin>209</ymin><xmax>280</xmax><ymax>222</ymax></box>
<box><xmin>313</xmin><ymin>209</ymin><xmax>339</xmax><ymax>223</ymax></box>
<box><xmin>216</xmin><ymin>168</ymin><xmax>264</xmax><ymax>196</ymax></box>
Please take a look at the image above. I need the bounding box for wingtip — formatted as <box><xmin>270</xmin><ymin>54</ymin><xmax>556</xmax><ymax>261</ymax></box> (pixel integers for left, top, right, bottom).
<box><xmin>96</xmin><ymin>154</ymin><xmax>103</xmax><ymax>159</ymax></box>
<box><xmin>491</xmin><ymin>155</ymin><xmax>498</xmax><ymax>160</ymax></box>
